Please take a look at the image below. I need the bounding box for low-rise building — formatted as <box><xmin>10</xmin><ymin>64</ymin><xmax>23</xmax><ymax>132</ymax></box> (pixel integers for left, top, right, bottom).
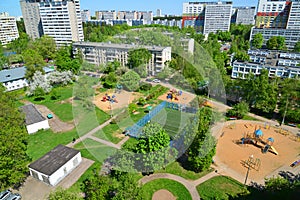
<box><xmin>28</xmin><ymin>145</ymin><xmax>82</xmax><ymax>186</ymax></box>
<box><xmin>0</xmin><ymin>66</ymin><xmax>55</xmax><ymax>91</ymax></box>
<box><xmin>231</xmin><ymin>50</ymin><xmax>300</xmax><ymax>79</ymax></box>
<box><xmin>73</xmin><ymin>42</ymin><xmax>171</xmax><ymax>75</ymax></box>
<box><xmin>21</xmin><ymin>104</ymin><xmax>50</xmax><ymax>134</ymax></box>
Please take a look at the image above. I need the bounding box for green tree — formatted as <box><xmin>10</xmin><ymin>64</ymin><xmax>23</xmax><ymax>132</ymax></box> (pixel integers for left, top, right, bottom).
<box><xmin>22</xmin><ymin>49</ymin><xmax>46</xmax><ymax>80</ymax></box>
<box><xmin>101</xmin><ymin>72</ymin><xmax>118</xmax><ymax>89</ymax></box>
<box><xmin>188</xmin><ymin>107</ymin><xmax>216</xmax><ymax>172</ymax></box>
<box><xmin>128</xmin><ymin>48</ymin><xmax>152</xmax><ymax>68</ymax></box>
<box><xmin>55</xmin><ymin>45</ymin><xmax>80</xmax><ymax>74</ymax></box>
<box><xmin>267</xmin><ymin>36</ymin><xmax>285</xmax><ymax>50</ymax></box>
<box><xmin>0</xmin><ymin>86</ymin><xmax>30</xmax><ymax>190</ymax></box>
<box><xmin>7</xmin><ymin>32</ymin><xmax>30</xmax><ymax>54</ymax></box>
<box><xmin>233</xmin><ymin>51</ymin><xmax>250</xmax><ymax>62</ymax></box>
<box><xmin>119</xmin><ymin>70</ymin><xmax>141</xmax><ymax>91</ymax></box>
<box><xmin>293</xmin><ymin>41</ymin><xmax>300</xmax><ymax>52</ymax></box>
<box><xmin>48</xmin><ymin>187</ymin><xmax>81</xmax><ymax>200</ymax></box>
<box><xmin>32</xmin><ymin>35</ymin><xmax>56</xmax><ymax>60</ymax></box>
<box><xmin>0</xmin><ymin>42</ymin><xmax>7</xmax><ymax>69</ymax></box>
<box><xmin>226</xmin><ymin>101</ymin><xmax>249</xmax><ymax>119</ymax></box>
<box><xmin>251</xmin><ymin>33</ymin><xmax>264</xmax><ymax>49</ymax></box>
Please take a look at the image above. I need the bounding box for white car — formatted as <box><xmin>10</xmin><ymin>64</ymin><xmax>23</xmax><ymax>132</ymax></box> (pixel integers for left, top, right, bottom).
<box><xmin>152</xmin><ymin>79</ymin><xmax>161</xmax><ymax>83</ymax></box>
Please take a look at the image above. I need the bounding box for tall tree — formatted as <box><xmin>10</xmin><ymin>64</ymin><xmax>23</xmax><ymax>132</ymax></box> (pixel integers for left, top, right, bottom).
<box><xmin>293</xmin><ymin>41</ymin><xmax>300</xmax><ymax>52</ymax></box>
<box><xmin>7</xmin><ymin>32</ymin><xmax>30</xmax><ymax>54</ymax></box>
<box><xmin>32</xmin><ymin>35</ymin><xmax>57</xmax><ymax>60</ymax></box>
<box><xmin>251</xmin><ymin>33</ymin><xmax>264</xmax><ymax>49</ymax></box>
<box><xmin>119</xmin><ymin>70</ymin><xmax>141</xmax><ymax>91</ymax></box>
<box><xmin>22</xmin><ymin>49</ymin><xmax>46</xmax><ymax>80</ymax></box>
<box><xmin>48</xmin><ymin>188</ymin><xmax>81</xmax><ymax>200</ymax></box>
<box><xmin>55</xmin><ymin>45</ymin><xmax>81</xmax><ymax>74</ymax></box>
<box><xmin>267</xmin><ymin>36</ymin><xmax>286</xmax><ymax>50</ymax></box>
<box><xmin>0</xmin><ymin>86</ymin><xmax>30</xmax><ymax>190</ymax></box>
<box><xmin>127</xmin><ymin>48</ymin><xmax>152</xmax><ymax>68</ymax></box>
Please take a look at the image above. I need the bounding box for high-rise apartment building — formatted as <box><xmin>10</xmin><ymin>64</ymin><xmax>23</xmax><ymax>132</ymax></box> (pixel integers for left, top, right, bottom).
<box><xmin>20</xmin><ymin>0</ymin><xmax>43</xmax><ymax>39</ymax></box>
<box><xmin>95</xmin><ymin>10</ymin><xmax>117</xmax><ymax>20</ymax></box>
<box><xmin>81</xmin><ymin>9</ymin><xmax>90</xmax><ymax>23</ymax></box>
<box><xmin>251</xmin><ymin>0</ymin><xmax>300</xmax><ymax>50</ymax></box>
<box><xmin>0</xmin><ymin>12</ymin><xmax>19</xmax><ymax>45</ymax></box>
<box><xmin>231</xmin><ymin>7</ymin><xmax>256</xmax><ymax>25</ymax></box>
<box><xmin>156</xmin><ymin>9</ymin><xmax>162</xmax><ymax>17</ymax></box>
<box><xmin>182</xmin><ymin>1</ymin><xmax>232</xmax><ymax>34</ymax></box>
<box><xmin>20</xmin><ymin>0</ymin><xmax>84</xmax><ymax>46</ymax></box>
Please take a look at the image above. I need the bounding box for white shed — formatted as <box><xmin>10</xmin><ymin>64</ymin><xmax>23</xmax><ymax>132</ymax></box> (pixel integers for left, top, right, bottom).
<box><xmin>28</xmin><ymin>145</ymin><xmax>82</xmax><ymax>186</ymax></box>
<box><xmin>21</xmin><ymin>104</ymin><xmax>50</xmax><ymax>134</ymax></box>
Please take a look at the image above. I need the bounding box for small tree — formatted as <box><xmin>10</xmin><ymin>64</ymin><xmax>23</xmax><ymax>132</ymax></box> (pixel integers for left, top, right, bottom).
<box><xmin>48</xmin><ymin>187</ymin><xmax>81</xmax><ymax>200</ymax></box>
<box><xmin>226</xmin><ymin>101</ymin><xmax>249</xmax><ymax>119</ymax></box>
<box><xmin>251</xmin><ymin>33</ymin><xmax>264</xmax><ymax>49</ymax></box>
<box><xmin>294</xmin><ymin>41</ymin><xmax>300</xmax><ymax>52</ymax></box>
<box><xmin>128</xmin><ymin>103</ymin><xmax>138</xmax><ymax>113</ymax></box>
<box><xmin>119</xmin><ymin>70</ymin><xmax>141</xmax><ymax>91</ymax></box>
<box><xmin>27</xmin><ymin>71</ymin><xmax>52</xmax><ymax>96</ymax></box>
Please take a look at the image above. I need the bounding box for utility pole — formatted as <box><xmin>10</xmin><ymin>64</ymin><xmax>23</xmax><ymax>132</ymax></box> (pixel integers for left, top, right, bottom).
<box><xmin>281</xmin><ymin>96</ymin><xmax>289</xmax><ymax>126</ymax></box>
<box><xmin>243</xmin><ymin>155</ymin><xmax>261</xmax><ymax>186</ymax></box>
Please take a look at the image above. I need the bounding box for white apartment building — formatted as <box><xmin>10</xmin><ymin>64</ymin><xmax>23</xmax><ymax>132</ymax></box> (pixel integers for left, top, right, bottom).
<box><xmin>73</xmin><ymin>42</ymin><xmax>171</xmax><ymax>75</ymax></box>
<box><xmin>287</xmin><ymin>0</ymin><xmax>300</xmax><ymax>29</ymax></box>
<box><xmin>95</xmin><ymin>10</ymin><xmax>117</xmax><ymax>20</ymax></box>
<box><xmin>20</xmin><ymin>0</ymin><xmax>84</xmax><ymax>45</ymax></box>
<box><xmin>231</xmin><ymin>50</ymin><xmax>300</xmax><ymax>79</ymax></box>
<box><xmin>203</xmin><ymin>1</ymin><xmax>232</xmax><ymax>35</ymax></box>
<box><xmin>182</xmin><ymin>1</ymin><xmax>232</xmax><ymax>35</ymax></box>
<box><xmin>0</xmin><ymin>12</ymin><xmax>19</xmax><ymax>45</ymax></box>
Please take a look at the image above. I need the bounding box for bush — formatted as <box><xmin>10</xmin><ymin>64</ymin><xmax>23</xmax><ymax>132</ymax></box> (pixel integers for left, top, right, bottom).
<box><xmin>139</xmin><ymin>82</ymin><xmax>152</xmax><ymax>91</ymax></box>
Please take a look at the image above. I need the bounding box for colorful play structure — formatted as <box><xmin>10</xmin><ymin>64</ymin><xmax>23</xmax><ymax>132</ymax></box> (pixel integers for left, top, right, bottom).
<box><xmin>115</xmin><ymin>84</ymin><xmax>123</xmax><ymax>94</ymax></box>
<box><xmin>166</xmin><ymin>89</ymin><xmax>182</xmax><ymax>101</ymax></box>
<box><xmin>241</xmin><ymin>129</ymin><xmax>279</xmax><ymax>155</ymax></box>
<box><xmin>102</xmin><ymin>93</ymin><xmax>118</xmax><ymax>103</ymax></box>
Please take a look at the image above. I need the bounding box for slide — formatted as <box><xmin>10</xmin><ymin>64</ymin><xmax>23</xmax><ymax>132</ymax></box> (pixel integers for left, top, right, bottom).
<box><xmin>262</xmin><ymin>145</ymin><xmax>270</xmax><ymax>154</ymax></box>
<box><xmin>269</xmin><ymin>146</ymin><xmax>279</xmax><ymax>155</ymax></box>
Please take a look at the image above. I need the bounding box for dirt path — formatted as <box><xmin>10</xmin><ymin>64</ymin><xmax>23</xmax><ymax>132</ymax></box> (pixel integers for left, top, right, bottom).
<box><xmin>152</xmin><ymin>190</ymin><xmax>176</xmax><ymax>200</ymax></box>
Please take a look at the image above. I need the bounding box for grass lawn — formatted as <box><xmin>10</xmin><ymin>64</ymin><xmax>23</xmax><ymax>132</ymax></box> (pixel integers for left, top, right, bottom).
<box><xmin>27</xmin><ymin>129</ymin><xmax>78</xmax><ymax>161</ymax></box>
<box><xmin>156</xmin><ymin>162</ymin><xmax>214</xmax><ymax>180</ymax></box>
<box><xmin>197</xmin><ymin>176</ymin><xmax>247</xmax><ymax>200</ymax></box>
<box><xmin>142</xmin><ymin>178</ymin><xmax>192</xmax><ymax>200</ymax></box>
<box><xmin>74</xmin><ymin>138</ymin><xmax>117</xmax><ymax>163</ymax></box>
<box><xmin>93</xmin><ymin>123</ymin><xmax>123</xmax><ymax>144</ymax></box>
<box><xmin>242</xmin><ymin>115</ymin><xmax>260</xmax><ymax>121</ymax></box>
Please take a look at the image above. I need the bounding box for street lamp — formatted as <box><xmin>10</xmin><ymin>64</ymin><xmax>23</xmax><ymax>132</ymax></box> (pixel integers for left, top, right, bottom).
<box><xmin>281</xmin><ymin>96</ymin><xmax>289</xmax><ymax>126</ymax></box>
<box><xmin>243</xmin><ymin>155</ymin><xmax>261</xmax><ymax>185</ymax></box>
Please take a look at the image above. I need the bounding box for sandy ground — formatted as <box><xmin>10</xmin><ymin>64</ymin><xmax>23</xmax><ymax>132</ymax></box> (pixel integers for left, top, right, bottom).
<box><xmin>216</xmin><ymin>122</ymin><xmax>300</xmax><ymax>183</ymax></box>
<box><xmin>93</xmin><ymin>90</ymin><xmax>142</xmax><ymax>112</ymax></box>
<box><xmin>157</xmin><ymin>90</ymin><xmax>196</xmax><ymax>105</ymax></box>
<box><xmin>35</xmin><ymin>104</ymin><xmax>74</xmax><ymax>133</ymax></box>
<box><xmin>152</xmin><ymin>189</ymin><xmax>176</xmax><ymax>200</ymax></box>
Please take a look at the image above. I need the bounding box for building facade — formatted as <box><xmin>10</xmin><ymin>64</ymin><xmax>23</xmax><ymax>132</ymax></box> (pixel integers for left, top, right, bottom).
<box><xmin>0</xmin><ymin>12</ymin><xmax>19</xmax><ymax>45</ymax></box>
<box><xmin>73</xmin><ymin>42</ymin><xmax>171</xmax><ymax>75</ymax></box>
<box><xmin>96</xmin><ymin>10</ymin><xmax>117</xmax><ymax>20</ymax></box>
<box><xmin>81</xmin><ymin>9</ymin><xmax>90</xmax><ymax>22</ymax></box>
<box><xmin>182</xmin><ymin>1</ymin><xmax>232</xmax><ymax>35</ymax></box>
<box><xmin>20</xmin><ymin>0</ymin><xmax>84</xmax><ymax>45</ymax></box>
<box><xmin>287</xmin><ymin>0</ymin><xmax>300</xmax><ymax>29</ymax></box>
<box><xmin>232</xmin><ymin>7</ymin><xmax>256</xmax><ymax>25</ymax></box>
<box><xmin>29</xmin><ymin>145</ymin><xmax>82</xmax><ymax>186</ymax></box>
<box><xmin>231</xmin><ymin>50</ymin><xmax>300</xmax><ymax>79</ymax></box>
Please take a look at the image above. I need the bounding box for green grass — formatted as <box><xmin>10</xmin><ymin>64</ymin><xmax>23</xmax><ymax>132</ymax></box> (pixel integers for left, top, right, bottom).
<box><xmin>74</xmin><ymin>138</ymin><xmax>117</xmax><ymax>162</ymax></box>
<box><xmin>43</xmin><ymin>101</ymin><xmax>73</xmax><ymax>121</ymax></box>
<box><xmin>156</xmin><ymin>162</ymin><xmax>214</xmax><ymax>180</ymax></box>
<box><xmin>142</xmin><ymin>178</ymin><xmax>192</xmax><ymax>200</ymax></box>
<box><xmin>197</xmin><ymin>176</ymin><xmax>247</xmax><ymax>200</ymax></box>
<box><xmin>242</xmin><ymin>115</ymin><xmax>260</xmax><ymax>121</ymax></box>
<box><xmin>27</xmin><ymin>129</ymin><xmax>78</xmax><ymax>161</ymax></box>
<box><xmin>93</xmin><ymin>123</ymin><xmax>123</xmax><ymax>144</ymax></box>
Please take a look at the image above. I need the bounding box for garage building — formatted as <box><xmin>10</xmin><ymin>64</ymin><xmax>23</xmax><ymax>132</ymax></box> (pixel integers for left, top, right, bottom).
<box><xmin>28</xmin><ymin>144</ymin><xmax>82</xmax><ymax>186</ymax></box>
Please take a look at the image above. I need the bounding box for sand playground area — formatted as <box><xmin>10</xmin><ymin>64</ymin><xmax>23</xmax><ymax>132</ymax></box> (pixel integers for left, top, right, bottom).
<box><xmin>93</xmin><ymin>90</ymin><xmax>142</xmax><ymax>112</ymax></box>
<box><xmin>216</xmin><ymin>121</ymin><xmax>300</xmax><ymax>183</ymax></box>
<box><xmin>157</xmin><ymin>90</ymin><xmax>196</xmax><ymax>105</ymax></box>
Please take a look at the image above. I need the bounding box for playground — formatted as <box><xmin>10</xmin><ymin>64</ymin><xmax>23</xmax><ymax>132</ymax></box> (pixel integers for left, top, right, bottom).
<box><xmin>157</xmin><ymin>89</ymin><xmax>195</xmax><ymax>105</ymax></box>
<box><xmin>216</xmin><ymin>121</ymin><xmax>300</xmax><ymax>183</ymax></box>
<box><xmin>93</xmin><ymin>90</ymin><xmax>142</xmax><ymax>112</ymax></box>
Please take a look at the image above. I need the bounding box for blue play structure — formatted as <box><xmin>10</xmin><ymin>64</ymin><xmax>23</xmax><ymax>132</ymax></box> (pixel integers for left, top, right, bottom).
<box><xmin>125</xmin><ymin>101</ymin><xmax>198</xmax><ymax>138</ymax></box>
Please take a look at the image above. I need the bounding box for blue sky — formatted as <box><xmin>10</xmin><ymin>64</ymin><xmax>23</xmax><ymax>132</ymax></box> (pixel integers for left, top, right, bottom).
<box><xmin>0</xmin><ymin>0</ymin><xmax>258</xmax><ymax>17</ymax></box>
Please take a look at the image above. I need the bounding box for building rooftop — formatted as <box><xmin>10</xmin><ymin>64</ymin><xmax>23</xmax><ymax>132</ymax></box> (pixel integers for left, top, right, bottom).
<box><xmin>29</xmin><ymin>145</ymin><xmax>80</xmax><ymax>176</ymax></box>
<box><xmin>0</xmin><ymin>66</ymin><xmax>55</xmax><ymax>83</ymax></box>
<box><xmin>73</xmin><ymin>41</ymin><xmax>170</xmax><ymax>51</ymax></box>
<box><xmin>21</xmin><ymin>104</ymin><xmax>46</xmax><ymax>125</ymax></box>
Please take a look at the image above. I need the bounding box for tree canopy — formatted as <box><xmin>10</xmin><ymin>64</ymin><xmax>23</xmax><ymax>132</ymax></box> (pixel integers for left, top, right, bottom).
<box><xmin>0</xmin><ymin>86</ymin><xmax>30</xmax><ymax>190</ymax></box>
<box><xmin>266</xmin><ymin>36</ymin><xmax>286</xmax><ymax>50</ymax></box>
<box><xmin>119</xmin><ymin>70</ymin><xmax>141</xmax><ymax>91</ymax></box>
<box><xmin>127</xmin><ymin>48</ymin><xmax>152</xmax><ymax>69</ymax></box>
<box><xmin>251</xmin><ymin>33</ymin><xmax>264</xmax><ymax>49</ymax></box>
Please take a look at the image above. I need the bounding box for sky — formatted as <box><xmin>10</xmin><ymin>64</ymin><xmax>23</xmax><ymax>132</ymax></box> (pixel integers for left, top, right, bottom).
<box><xmin>0</xmin><ymin>0</ymin><xmax>258</xmax><ymax>17</ymax></box>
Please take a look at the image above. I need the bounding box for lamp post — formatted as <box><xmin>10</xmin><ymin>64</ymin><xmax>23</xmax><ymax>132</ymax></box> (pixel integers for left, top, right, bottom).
<box><xmin>281</xmin><ymin>96</ymin><xmax>289</xmax><ymax>126</ymax></box>
<box><xmin>243</xmin><ymin>155</ymin><xmax>261</xmax><ymax>186</ymax></box>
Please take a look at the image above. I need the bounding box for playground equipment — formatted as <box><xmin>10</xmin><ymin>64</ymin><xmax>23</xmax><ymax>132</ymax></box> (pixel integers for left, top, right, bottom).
<box><xmin>115</xmin><ymin>84</ymin><xmax>123</xmax><ymax>94</ymax></box>
<box><xmin>264</xmin><ymin>122</ymin><xmax>271</xmax><ymax>130</ymax></box>
<box><xmin>241</xmin><ymin>128</ymin><xmax>278</xmax><ymax>155</ymax></box>
<box><xmin>167</xmin><ymin>89</ymin><xmax>179</xmax><ymax>101</ymax></box>
<box><xmin>102</xmin><ymin>93</ymin><xmax>118</xmax><ymax>103</ymax></box>
<box><xmin>290</xmin><ymin>159</ymin><xmax>300</xmax><ymax>168</ymax></box>
<box><xmin>227</xmin><ymin>122</ymin><xmax>236</xmax><ymax>129</ymax></box>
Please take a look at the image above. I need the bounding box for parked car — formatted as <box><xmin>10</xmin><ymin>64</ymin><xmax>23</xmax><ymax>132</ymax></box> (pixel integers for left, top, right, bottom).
<box><xmin>152</xmin><ymin>79</ymin><xmax>161</xmax><ymax>83</ymax></box>
<box><xmin>0</xmin><ymin>190</ymin><xmax>11</xmax><ymax>200</ymax></box>
<box><xmin>6</xmin><ymin>193</ymin><xmax>21</xmax><ymax>200</ymax></box>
